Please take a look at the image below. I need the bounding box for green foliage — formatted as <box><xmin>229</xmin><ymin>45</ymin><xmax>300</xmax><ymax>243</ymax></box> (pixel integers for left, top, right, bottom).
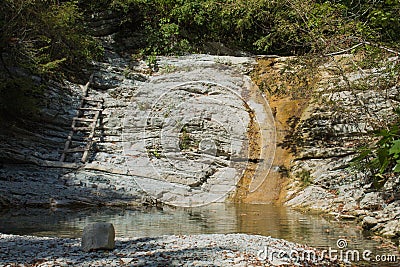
<box><xmin>341</xmin><ymin>0</ymin><xmax>400</xmax><ymax>43</ymax></box>
<box><xmin>0</xmin><ymin>0</ymin><xmax>103</xmax><ymax>121</ymax></box>
<box><xmin>351</xmin><ymin>109</ymin><xmax>400</xmax><ymax>188</ymax></box>
<box><xmin>296</xmin><ymin>169</ymin><xmax>312</xmax><ymax>188</ymax></box>
<box><xmin>151</xmin><ymin>149</ymin><xmax>161</xmax><ymax>159</ymax></box>
<box><xmin>179</xmin><ymin>127</ymin><xmax>192</xmax><ymax>150</ymax></box>
<box><xmin>145</xmin><ymin>52</ymin><xmax>158</xmax><ymax>70</ymax></box>
<box><xmin>0</xmin><ymin>0</ymin><xmax>103</xmax><ymax>77</ymax></box>
<box><xmin>0</xmin><ymin>77</ymin><xmax>44</xmax><ymax>120</ymax></box>
<box><xmin>110</xmin><ymin>0</ymin><xmax>400</xmax><ymax>56</ymax></box>
<box><xmin>3</xmin><ymin>0</ymin><xmax>399</xmax><ymax>66</ymax></box>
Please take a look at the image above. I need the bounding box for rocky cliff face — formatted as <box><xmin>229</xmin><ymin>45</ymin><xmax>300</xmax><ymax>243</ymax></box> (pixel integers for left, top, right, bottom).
<box><xmin>1</xmin><ymin>32</ymin><xmax>399</xmax><ymax>241</ymax></box>
<box><xmin>252</xmin><ymin>55</ymin><xmax>400</xmax><ymax>241</ymax></box>
<box><xmin>0</xmin><ymin>46</ymin><xmax>145</xmax><ymax>207</ymax></box>
<box><xmin>0</xmin><ymin>38</ymin><xmax>276</xmax><ymax>208</ymax></box>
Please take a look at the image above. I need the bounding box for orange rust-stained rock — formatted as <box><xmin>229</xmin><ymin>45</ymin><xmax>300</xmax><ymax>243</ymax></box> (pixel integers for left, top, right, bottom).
<box><xmin>233</xmin><ymin>57</ymin><xmax>314</xmax><ymax>204</ymax></box>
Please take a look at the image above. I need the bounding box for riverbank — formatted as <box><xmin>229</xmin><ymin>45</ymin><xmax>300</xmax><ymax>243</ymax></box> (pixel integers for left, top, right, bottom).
<box><xmin>0</xmin><ymin>233</ymin><xmax>340</xmax><ymax>266</ymax></box>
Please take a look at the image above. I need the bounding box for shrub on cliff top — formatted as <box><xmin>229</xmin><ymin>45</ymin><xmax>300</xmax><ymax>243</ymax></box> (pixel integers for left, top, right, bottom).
<box><xmin>108</xmin><ymin>0</ymin><xmax>400</xmax><ymax>56</ymax></box>
<box><xmin>0</xmin><ymin>0</ymin><xmax>103</xmax><ymax>120</ymax></box>
<box><xmin>0</xmin><ymin>0</ymin><xmax>102</xmax><ymax>78</ymax></box>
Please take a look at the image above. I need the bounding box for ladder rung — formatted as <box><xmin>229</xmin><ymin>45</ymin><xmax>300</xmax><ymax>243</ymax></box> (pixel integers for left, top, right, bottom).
<box><xmin>72</xmin><ymin>126</ymin><xmax>93</xmax><ymax>131</ymax></box>
<box><xmin>83</xmin><ymin>97</ymin><xmax>103</xmax><ymax>102</ymax></box>
<box><xmin>77</xmin><ymin>107</ymin><xmax>102</xmax><ymax>111</ymax></box>
<box><xmin>73</xmin><ymin>117</ymin><xmax>96</xmax><ymax>123</ymax></box>
<box><xmin>60</xmin><ymin>73</ymin><xmax>100</xmax><ymax>163</ymax></box>
<box><xmin>64</xmin><ymin>147</ymin><xmax>87</xmax><ymax>153</ymax></box>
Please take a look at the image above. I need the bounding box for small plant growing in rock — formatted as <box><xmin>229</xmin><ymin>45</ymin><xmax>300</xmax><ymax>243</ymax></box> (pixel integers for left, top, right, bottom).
<box><xmin>351</xmin><ymin>108</ymin><xmax>400</xmax><ymax>189</ymax></box>
<box><xmin>123</xmin><ymin>67</ymin><xmax>133</xmax><ymax>78</ymax></box>
<box><xmin>179</xmin><ymin>127</ymin><xmax>192</xmax><ymax>150</ymax></box>
<box><xmin>160</xmin><ymin>64</ymin><xmax>177</xmax><ymax>74</ymax></box>
<box><xmin>146</xmin><ymin>52</ymin><xmax>158</xmax><ymax>71</ymax></box>
<box><xmin>296</xmin><ymin>169</ymin><xmax>312</xmax><ymax>188</ymax></box>
<box><xmin>152</xmin><ymin>149</ymin><xmax>161</xmax><ymax>159</ymax></box>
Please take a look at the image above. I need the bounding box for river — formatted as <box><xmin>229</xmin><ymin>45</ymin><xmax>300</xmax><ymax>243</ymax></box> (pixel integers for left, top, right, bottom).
<box><xmin>0</xmin><ymin>204</ymin><xmax>397</xmax><ymax>258</ymax></box>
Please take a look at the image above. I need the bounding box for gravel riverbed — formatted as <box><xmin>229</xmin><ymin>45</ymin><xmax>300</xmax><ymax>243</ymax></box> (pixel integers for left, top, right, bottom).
<box><xmin>0</xmin><ymin>233</ymin><xmax>339</xmax><ymax>266</ymax></box>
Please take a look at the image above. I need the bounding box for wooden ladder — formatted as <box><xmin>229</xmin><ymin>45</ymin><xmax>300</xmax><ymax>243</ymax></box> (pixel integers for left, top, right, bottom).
<box><xmin>60</xmin><ymin>75</ymin><xmax>104</xmax><ymax>163</ymax></box>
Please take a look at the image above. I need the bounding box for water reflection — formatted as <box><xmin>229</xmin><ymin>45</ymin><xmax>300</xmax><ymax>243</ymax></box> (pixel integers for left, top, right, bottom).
<box><xmin>0</xmin><ymin>203</ymin><xmax>397</xmax><ymax>256</ymax></box>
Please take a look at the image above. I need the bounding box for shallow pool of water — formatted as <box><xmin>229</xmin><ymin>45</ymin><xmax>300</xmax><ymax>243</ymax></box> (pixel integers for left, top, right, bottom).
<box><xmin>0</xmin><ymin>203</ymin><xmax>398</xmax><ymax>265</ymax></box>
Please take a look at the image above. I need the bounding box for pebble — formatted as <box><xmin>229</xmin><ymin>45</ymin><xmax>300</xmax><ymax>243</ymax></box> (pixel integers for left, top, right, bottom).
<box><xmin>0</xmin><ymin>233</ymin><xmax>341</xmax><ymax>266</ymax></box>
<box><xmin>120</xmin><ymin>257</ymin><xmax>133</xmax><ymax>264</ymax></box>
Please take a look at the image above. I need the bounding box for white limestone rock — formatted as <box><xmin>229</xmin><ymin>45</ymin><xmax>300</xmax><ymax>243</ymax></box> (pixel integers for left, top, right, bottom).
<box><xmin>81</xmin><ymin>222</ymin><xmax>115</xmax><ymax>252</ymax></box>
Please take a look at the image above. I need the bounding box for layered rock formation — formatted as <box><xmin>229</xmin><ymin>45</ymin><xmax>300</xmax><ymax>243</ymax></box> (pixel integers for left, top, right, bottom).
<box><xmin>252</xmin><ymin>55</ymin><xmax>400</xmax><ymax>240</ymax></box>
<box><xmin>1</xmin><ymin>31</ymin><xmax>399</xmax><ymax>242</ymax></box>
<box><xmin>0</xmin><ymin>42</ymin><xmax>276</xmax><ymax>208</ymax></box>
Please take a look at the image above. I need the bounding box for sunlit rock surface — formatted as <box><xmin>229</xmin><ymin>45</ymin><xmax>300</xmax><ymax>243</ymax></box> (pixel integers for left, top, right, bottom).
<box><xmin>0</xmin><ymin>51</ymin><xmax>275</xmax><ymax>208</ymax></box>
